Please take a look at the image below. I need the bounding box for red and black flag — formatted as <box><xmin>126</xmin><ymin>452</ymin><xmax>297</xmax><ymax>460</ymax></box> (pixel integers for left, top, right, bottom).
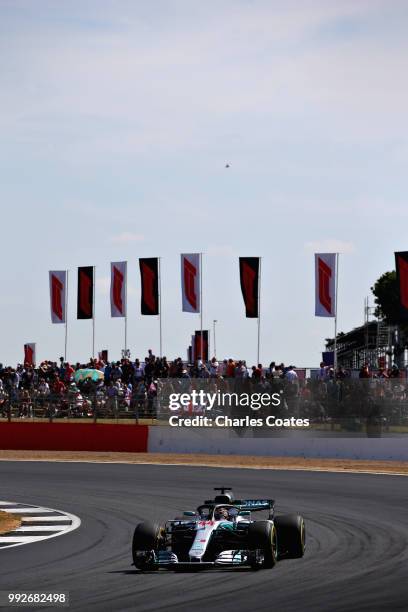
<box><xmin>49</xmin><ymin>271</ymin><xmax>67</xmax><ymax>324</ymax></box>
<box><xmin>139</xmin><ymin>258</ymin><xmax>159</xmax><ymax>315</ymax></box>
<box><xmin>24</xmin><ymin>343</ymin><xmax>36</xmax><ymax>366</ymax></box>
<box><xmin>239</xmin><ymin>257</ymin><xmax>260</xmax><ymax>318</ymax></box>
<box><xmin>194</xmin><ymin>330</ymin><xmax>209</xmax><ymax>362</ymax></box>
<box><xmin>395</xmin><ymin>252</ymin><xmax>408</xmax><ymax>320</ymax></box>
<box><xmin>77</xmin><ymin>266</ymin><xmax>94</xmax><ymax>319</ymax></box>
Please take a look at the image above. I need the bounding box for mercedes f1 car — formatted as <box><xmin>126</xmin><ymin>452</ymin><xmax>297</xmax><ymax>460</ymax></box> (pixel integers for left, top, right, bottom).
<box><xmin>132</xmin><ymin>487</ymin><xmax>305</xmax><ymax>570</ymax></box>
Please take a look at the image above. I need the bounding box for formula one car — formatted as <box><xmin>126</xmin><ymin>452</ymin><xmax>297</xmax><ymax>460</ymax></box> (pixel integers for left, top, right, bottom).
<box><xmin>132</xmin><ymin>487</ymin><xmax>305</xmax><ymax>570</ymax></box>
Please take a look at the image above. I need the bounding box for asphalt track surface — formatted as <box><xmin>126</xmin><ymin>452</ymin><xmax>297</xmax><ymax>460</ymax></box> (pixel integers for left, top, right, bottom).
<box><xmin>0</xmin><ymin>463</ymin><xmax>408</xmax><ymax>612</ymax></box>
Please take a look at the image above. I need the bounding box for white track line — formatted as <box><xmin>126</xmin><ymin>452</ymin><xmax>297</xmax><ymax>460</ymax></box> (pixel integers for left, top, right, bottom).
<box><xmin>20</xmin><ymin>516</ymin><xmax>73</xmax><ymax>523</ymax></box>
<box><xmin>0</xmin><ymin>502</ymin><xmax>81</xmax><ymax>550</ymax></box>
<box><xmin>2</xmin><ymin>507</ymin><xmax>63</xmax><ymax>514</ymax></box>
<box><xmin>16</xmin><ymin>526</ymin><xmax>65</xmax><ymax>532</ymax></box>
<box><xmin>0</xmin><ymin>535</ymin><xmax>55</xmax><ymax>543</ymax></box>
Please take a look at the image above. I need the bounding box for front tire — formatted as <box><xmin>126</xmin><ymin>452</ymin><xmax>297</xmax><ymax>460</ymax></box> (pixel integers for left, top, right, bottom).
<box><xmin>247</xmin><ymin>521</ymin><xmax>277</xmax><ymax>569</ymax></box>
<box><xmin>274</xmin><ymin>514</ymin><xmax>305</xmax><ymax>559</ymax></box>
<box><xmin>132</xmin><ymin>522</ymin><xmax>162</xmax><ymax>570</ymax></box>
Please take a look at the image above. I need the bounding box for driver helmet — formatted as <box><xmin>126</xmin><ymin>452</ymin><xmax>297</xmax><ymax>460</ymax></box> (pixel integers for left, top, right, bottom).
<box><xmin>214</xmin><ymin>506</ymin><xmax>230</xmax><ymax>520</ymax></box>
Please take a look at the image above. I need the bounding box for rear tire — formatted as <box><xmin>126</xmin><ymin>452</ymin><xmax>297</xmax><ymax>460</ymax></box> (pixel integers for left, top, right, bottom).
<box><xmin>132</xmin><ymin>522</ymin><xmax>162</xmax><ymax>570</ymax></box>
<box><xmin>274</xmin><ymin>514</ymin><xmax>305</xmax><ymax>559</ymax></box>
<box><xmin>247</xmin><ymin>521</ymin><xmax>277</xmax><ymax>569</ymax></box>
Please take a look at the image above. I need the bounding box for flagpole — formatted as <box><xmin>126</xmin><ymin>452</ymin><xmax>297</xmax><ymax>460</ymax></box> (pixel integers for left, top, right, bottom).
<box><xmin>64</xmin><ymin>270</ymin><xmax>68</xmax><ymax>362</ymax></box>
<box><xmin>257</xmin><ymin>257</ymin><xmax>262</xmax><ymax>365</ymax></box>
<box><xmin>334</xmin><ymin>253</ymin><xmax>339</xmax><ymax>371</ymax></box>
<box><xmin>92</xmin><ymin>265</ymin><xmax>95</xmax><ymax>358</ymax></box>
<box><xmin>200</xmin><ymin>252</ymin><xmax>203</xmax><ymax>362</ymax></box>
<box><xmin>159</xmin><ymin>257</ymin><xmax>163</xmax><ymax>358</ymax></box>
<box><xmin>124</xmin><ymin>261</ymin><xmax>128</xmax><ymax>353</ymax></box>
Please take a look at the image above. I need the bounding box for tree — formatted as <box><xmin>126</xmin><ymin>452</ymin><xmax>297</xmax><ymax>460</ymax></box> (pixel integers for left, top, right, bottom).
<box><xmin>371</xmin><ymin>270</ymin><xmax>408</xmax><ymax>368</ymax></box>
<box><xmin>370</xmin><ymin>271</ymin><xmax>400</xmax><ymax>324</ymax></box>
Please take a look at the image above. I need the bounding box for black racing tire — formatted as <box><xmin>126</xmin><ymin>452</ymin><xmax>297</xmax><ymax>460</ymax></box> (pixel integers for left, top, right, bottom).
<box><xmin>274</xmin><ymin>514</ymin><xmax>305</xmax><ymax>559</ymax></box>
<box><xmin>247</xmin><ymin>521</ymin><xmax>277</xmax><ymax>569</ymax></box>
<box><xmin>132</xmin><ymin>522</ymin><xmax>162</xmax><ymax>570</ymax></box>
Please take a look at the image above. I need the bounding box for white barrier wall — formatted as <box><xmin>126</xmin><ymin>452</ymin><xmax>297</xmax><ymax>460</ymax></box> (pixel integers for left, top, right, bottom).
<box><xmin>148</xmin><ymin>428</ymin><xmax>408</xmax><ymax>461</ymax></box>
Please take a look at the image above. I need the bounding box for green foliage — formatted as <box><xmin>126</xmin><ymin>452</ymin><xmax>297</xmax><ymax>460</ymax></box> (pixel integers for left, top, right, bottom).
<box><xmin>370</xmin><ymin>271</ymin><xmax>400</xmax><ymax>324</ymax></box>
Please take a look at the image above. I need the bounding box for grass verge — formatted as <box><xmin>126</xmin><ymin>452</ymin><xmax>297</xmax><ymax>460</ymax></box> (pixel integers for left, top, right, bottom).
<box><xmin>0</xmin><ymin>510</ymin><xmax>21</xmax><ymax>534</ymax></box>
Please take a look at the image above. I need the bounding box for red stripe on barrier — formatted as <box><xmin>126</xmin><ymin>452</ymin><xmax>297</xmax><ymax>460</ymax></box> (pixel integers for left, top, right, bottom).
<box><xmin>0</xmin><ymin>423</ymin><xmax>149</xmax><ymax>453</ymax></box>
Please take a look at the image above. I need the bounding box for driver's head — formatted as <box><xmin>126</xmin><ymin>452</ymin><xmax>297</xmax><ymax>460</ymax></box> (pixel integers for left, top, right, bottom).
<box><xmin>215</xmin><ymin>506</ymin><xmax>229</xmax><ymax>520</ymax></box>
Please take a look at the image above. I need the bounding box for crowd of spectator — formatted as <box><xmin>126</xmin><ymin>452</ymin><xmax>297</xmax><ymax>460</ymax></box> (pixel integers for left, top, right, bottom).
<box><xmin>0</xmin><ymin>354</ymin><xmax>407</xmax><ymax>427</ymax></box>
<box><xmin>0</xmin><ymin>355</ymin><xmax>307</xmax><ymax>419</ymax></box>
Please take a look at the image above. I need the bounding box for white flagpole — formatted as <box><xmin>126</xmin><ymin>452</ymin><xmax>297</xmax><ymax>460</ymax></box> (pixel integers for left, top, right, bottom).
<box><xmin>200</xmin><ymin>252</ymin><xmax>203</xmax><ymax>362</ymax></box>
<box><xmin>257</xmin><ymin>257</ymin><xmax>262</xmax><ymax>365</ymax></box>
<box><xmin>92</xmin><ymin>266</ymin><xmax>95</xmax><ymax>358</ymax></box>
<box><xmin>124</xmin><ymin>261</ymin><xmax>128</xmax><ymax>353</ymax></box>
<box><xmin>159</xmin><ymin>257</ymin><xmax>163</xmax><ymax>358</ymax></box>
<box><xmin>64</xmin><ymin>270</ymin><xmax>69</xmax><ymax>362</ymax></box>
<box><xmin>334</xmin><ymin>253</ymin><xmax>339</xmax><ymax>371</ymax></box>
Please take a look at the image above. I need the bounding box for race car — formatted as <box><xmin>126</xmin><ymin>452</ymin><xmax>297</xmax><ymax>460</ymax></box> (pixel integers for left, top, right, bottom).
<box><xmin>132</xmin><ymin>487</ymin><xmax>305</xmax><ymax>570</ymax></box>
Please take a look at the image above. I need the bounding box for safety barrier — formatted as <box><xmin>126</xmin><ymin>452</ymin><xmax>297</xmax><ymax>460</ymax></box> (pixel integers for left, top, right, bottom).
<box><xmin>0</xmin><ymin>421</ymin><xmax>407</xmax><ymax>460</ymax></box>
<box><xmin>0</xmin><ymin>422</ymin><xmax>148</xmax><ymax>452</ymax></box>
<box><xmin>148</xmin><ymin>428</ymin><xmax>408</xmax><ymax>461</ymax></box>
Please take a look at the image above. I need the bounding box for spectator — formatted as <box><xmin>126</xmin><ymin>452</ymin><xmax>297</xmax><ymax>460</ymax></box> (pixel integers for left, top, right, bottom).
<box><xmin>318</xmin><ymin>362</ymin><xmax>328</xmax><ymax>380</ymax></box>
<box><xmin>251</xmin><ymin>364</ymin><xmax>262</xmax><ymax>380</ymax></box>
<box><xmin>106</xmin><ymin>381</ymin><xmax>119</xmax><ymax>415</ymax></box>
<box><xmin>209</xmin><ymin>357</ymin><xmax>219</xmax><ymax>377</ymax></box>
<box><xmin>218</xmin><ymin>359</ymin><xmax>228</xmax><ymax>377</ymax></box>
<box><xmin>285</xmin><ymin>365</ymin><xmax>298</xmax><ymax>383</ymax></box>
<box><xmin>390</xmin><ymin>365</ymin><xmax>400</xmax><ymax>379</ymax></box>
<box><xmin>226</xmin><ymin>359</ymin><xmax>236</xmax><ymax>378</ymax></box>
<box><xmin>63</xmin><ymin>362</ymin><xmax>74</xmax><ymax>383</ymax></box>
<box><xmin>359</xmin><ymin>364</ymin><xmax>370</xmax><ymax>379</ymax></box>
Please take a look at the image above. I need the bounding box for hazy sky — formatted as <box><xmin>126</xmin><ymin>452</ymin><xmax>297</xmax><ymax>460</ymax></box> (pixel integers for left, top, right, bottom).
<box><xmin>1</xmin><ymin>0</ymin><xmax>408</xmax><ymax>367</ymax></box>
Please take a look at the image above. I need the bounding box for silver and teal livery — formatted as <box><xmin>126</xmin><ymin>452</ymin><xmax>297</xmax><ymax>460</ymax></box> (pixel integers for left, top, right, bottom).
<box><xmin>132</xmin><ymin>488</ymin><xmax>306</xmax><ymax>571</ymax></box>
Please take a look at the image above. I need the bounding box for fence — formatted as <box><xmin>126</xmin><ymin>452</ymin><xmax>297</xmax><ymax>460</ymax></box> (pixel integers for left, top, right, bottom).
<box><xmin>0</xmin><ymin>390</ymin><xmax>156</xmax><ymax>423</ymax></box>
<box><xmin>155</xmin><ymin>377</ymin><xmax>408</xmax><ymax>435</ymax></box>
<box><xmin>1</xmin><ymin>377</ymin><xmax>408</xmax><ymax>433</ymax></box>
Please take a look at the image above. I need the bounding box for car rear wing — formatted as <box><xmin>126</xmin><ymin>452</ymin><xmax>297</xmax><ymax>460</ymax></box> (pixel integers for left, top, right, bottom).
<box><xmin>235</xmin><ymin>499</ymin><xmax>275</xmax><ymax>518</ymax></box>
<box><xmin>235</xmin><ymin>499</ymin><xmax>274</xmax><ymax>510</ymax></box>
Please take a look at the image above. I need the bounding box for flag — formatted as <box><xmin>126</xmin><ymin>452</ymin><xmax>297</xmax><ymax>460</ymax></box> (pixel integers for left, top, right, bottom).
<box><xmin>139</xmin><ymin>258</ymin><xmax>159</xmax><ymax>315</ymax></box>
<box><xmin>77</xmin><ymin>266</ymin><xmax>94</xmax><ymax>319</ymax></box>
<box><xmin>395</xmin><ymin>252</ymin><xmax>408</xmax><ymax>321</ymax></box>
<box><xmin>49</xmin><ymin>270</ymin><xmax>67</xmax><ymax>324</ymax></box>
<box><xmin>110</xmin><ymin>261</ymin><xmax>127</xmax><ymax>317</ymax></box>
<box><xmin>194</xmin><ymin>330</ymin><xmax>209</xmax><ymax>362</ymax></box>
<box><xmin>322</xmin><ymin>351</ymin><xmax>334</xmax><ymax>366</ymax></box>
<box><xmin>239</xmin><ymin>257</ymin><xmax>260</xmax><ymax>318</ymax></box>
<box><xmin>315</xmin><ymin>253</ymin><xmax>336</xmax><ymax>317</ymax></box>
<box><xmin>181</xmin><ymin>253</ymin><xmax>200</xmax><ymax>313</ymax></box>
<box><xmin>24</xmin><ymin>343</ymin><xmax>36</xmax><ymax>366</ymax></box>
<box><xmin>98</xmin><ymin>349</ymin><xmax>108</xmax><ymax>362</ymax></box>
